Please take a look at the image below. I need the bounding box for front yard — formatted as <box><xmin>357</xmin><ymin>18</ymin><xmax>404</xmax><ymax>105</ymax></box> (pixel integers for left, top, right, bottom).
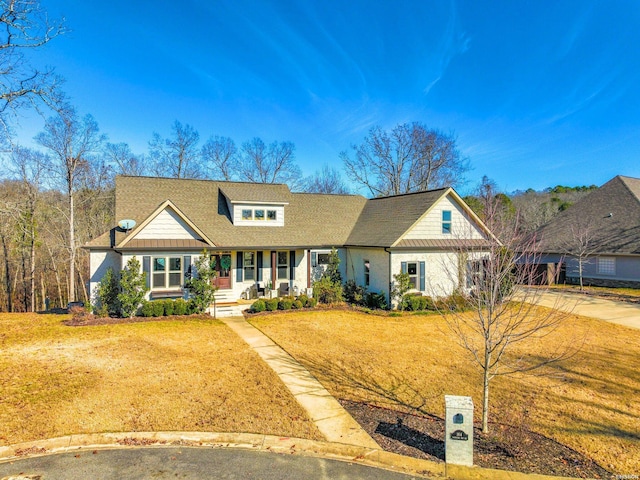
<box><xmin>250</xmin><ymin>309</ymin><xmax>640</xmax><ymax>475</ymax></box>
<box><xmin>0</xmin><ymin>313</ymin><xmax>322</xmax><ymax>445</ymax></box>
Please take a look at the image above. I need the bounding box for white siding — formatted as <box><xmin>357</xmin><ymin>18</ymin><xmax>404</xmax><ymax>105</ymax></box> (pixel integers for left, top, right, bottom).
<box><xmin>402</xmin><ymin>194</ymin><xmax>485</xmax><ymax>240</ymax></box>
<box><xmin>89</xmin><ymin>249</ymin><xmax>122</xmax><ymax>300</ymax></box>
<box><xmin>391</xmin><ymin>251</ymin><xmax>459</xmax><ymax>299</ymax></box>
<box><xmin>345</xmin><ymin>247</ymin><xmax>390</xmax><ymax>299</ymax></box>
<box><xmin>233</xmin><ymin>204</ymin><xmax>285</xmax><ymax>227</ymax></box>
<box><xmin>135</xmin><ymin>208</ymin><xmax>200</xmax><ymax>239</ymax></box>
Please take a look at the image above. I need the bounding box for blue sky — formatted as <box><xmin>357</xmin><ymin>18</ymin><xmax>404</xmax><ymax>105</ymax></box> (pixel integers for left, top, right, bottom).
<box><xmin>17</xmin><ymin>0</ymin><xmax>640</xmax><ymax>193</ymax></box>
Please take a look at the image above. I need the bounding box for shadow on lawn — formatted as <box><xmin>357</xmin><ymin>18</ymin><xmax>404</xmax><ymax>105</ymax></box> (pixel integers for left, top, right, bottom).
<box><xmin>375</xmin><ymin>419</ymin><xmax>445</xmax><ymax>460</ymax></box>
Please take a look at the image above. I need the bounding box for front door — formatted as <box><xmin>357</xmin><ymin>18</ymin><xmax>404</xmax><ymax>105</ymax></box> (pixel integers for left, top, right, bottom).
<box><xmin>213</xmin><ymin>254</ymin><xmax>231</xmax><ymax>290</ymax></box>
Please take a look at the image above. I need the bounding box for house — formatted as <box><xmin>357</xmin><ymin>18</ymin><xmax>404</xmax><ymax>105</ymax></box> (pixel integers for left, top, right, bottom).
<box><xmin>86</xmin><ymin>176</ymin><xmax>494</xmax><ymax>312</ymax></box>
<box><xmin>532</xmin><ymin>175</ymin><xmax>640</xmax><ymax>288</ymax></box>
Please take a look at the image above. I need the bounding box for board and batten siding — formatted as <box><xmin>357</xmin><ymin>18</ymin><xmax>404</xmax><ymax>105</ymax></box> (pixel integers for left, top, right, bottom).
<box><xmin>402</xmin><ymin>195</ymin><xmax>485</xmax><ymax>241</ymax></box>
<box><xmin>135</xmin><ymin>208</ymin><xmax>200</xmax><ymax>240</ymax></box>
<box><xmin>233</xmin><ymin>204</ymin><xmax>285</xmax><ymax>227</ymax></box>
<box><xmin>346</xmin><ymin>247</ymin><xmax>390</xmax><ymax>298</ymax></box>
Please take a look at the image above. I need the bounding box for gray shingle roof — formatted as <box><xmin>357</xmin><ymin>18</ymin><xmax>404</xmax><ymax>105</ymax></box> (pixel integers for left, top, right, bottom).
<box><xmin>346</xmin><ymin>189</ymin><xmax>449</xmax><ymax>247</ymax></box>
<box><xmin>534</xmin><ymin>176</ymin><xmax>640</xmax><ymax>255</ymax></box>
<box><xmin>85</xmin><ymin>176</ymin><xmax>474</xmax><ymax>251</ymax></box>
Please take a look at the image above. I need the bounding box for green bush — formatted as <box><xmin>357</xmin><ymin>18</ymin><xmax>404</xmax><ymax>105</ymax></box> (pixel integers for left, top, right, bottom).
<box><xmin>344</xmin><ymin>280</ymin><xmax>366</xmax><ymax>305</ymax></box>
<box><xmin>305</xmin><ymin>297</ymin><xmax>317</xmax><ymax>308</ymax></box>
<box><xmin>118</xmin><ymin>256</ymin><xmax>149</xmax><ymax>318</ymax></box>
<box><xmin>174</xmin><ymin>298</ymin><xmax>188</xmax><ymax>315</ymax></box>
<box><xmin>313</xmin><ymin>276</ymin><xmax>343</xmax><ymax>304</ymax></box>
<box><xmin>94</xmin><ymin>267</ymin><xmax>119</xmax><ymax>317</ymax></box>
<box><xmin>292</xmin><ymin>300</ymin><xmax>303</xmax><ymax>309</ymax></box>
<box><xmin>365</xmin><ymin>292</ymin><xmax>387</xmax><ymax>310</ymax></box>
<box><xmin>278</xmin><ymin>298</ymin><xmax>293</xmax><ymax>310</ymax></box>
<box><xmin>297</xmin><ymin>294</ymin><xmax>309</xmax><ymax>306</ymax></box>
<box><xmin>266</xmin><ymin>298</ymin><xmax>279</xmax><ymax>311</ymax></box>
<box><xmin>251</xmin><ymin>299</ymin><xmax>266</xmax><ymax>313</ymax></box>
<box><xmin>163</xmin><ymin>299</ymin><xmax>175</xmax><ymax>316</ymax></box>
<box><xmin>151</xmin><ymin>300</ymin><xmax>164</xmax><ymax>317</ymax></box>
<box><xmin>140</xmin><ymin>300</ymin><xmax>154</xmax><ymax>317</ymax></box>
<box><xmin>187</xmin><ymin>299</ymin><xmax>198</xmax><ymax>314</ymax></box>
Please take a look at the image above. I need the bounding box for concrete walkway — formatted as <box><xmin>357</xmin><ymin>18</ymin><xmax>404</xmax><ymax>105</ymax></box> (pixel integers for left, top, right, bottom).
<box><xmin>527</xmin><ymin>290</ymin><xmax>640</xmax><ymax>330</ymax></box>
<box><xmin>221</xmin><ymin>317</ymin><xmax>380</xmax><ymax>449</ymax></box>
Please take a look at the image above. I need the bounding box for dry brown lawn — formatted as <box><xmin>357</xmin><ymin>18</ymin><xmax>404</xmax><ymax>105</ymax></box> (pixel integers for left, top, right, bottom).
<box><xmin>0</xmin><ymin>313</ymin><xmax>322</xmax><ymax>445</ymax></box>
<box><xmin>251</xmin><ymin>309</ymin><xmax>640</xmax><ymax>474</ymax></box>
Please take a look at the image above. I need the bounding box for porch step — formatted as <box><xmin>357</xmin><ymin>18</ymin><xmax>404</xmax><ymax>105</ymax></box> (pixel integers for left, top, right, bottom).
<box><xmin>208</xmin><ymin>303</ymin><xmax>249</xmax><ymax>318</ymax></box>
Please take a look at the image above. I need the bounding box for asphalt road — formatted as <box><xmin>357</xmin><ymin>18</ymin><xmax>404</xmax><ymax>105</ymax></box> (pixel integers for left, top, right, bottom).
<box><xmin>0</xmin><ymin>447</ymin><xmax>423</xmax><ymax>479</ymax></box>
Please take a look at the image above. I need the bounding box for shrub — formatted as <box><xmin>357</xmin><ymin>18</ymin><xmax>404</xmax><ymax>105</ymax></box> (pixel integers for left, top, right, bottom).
<box><xmin>297</xmin><ymin>294</ymin><xmax>309</xmax><ymax>305</ymax></box>
<box><xmin>185</xmin><ymin>251</ymin><xmax>218</xmax><ymax>313</ymax></box>
<box><xmin>187</xmin><ymin>299</ymin><xmax>199</xmax><ymax>314</ymax></box>
<box><xmin>305</xmin><ymin>297</ymin><xmax>317</xmax><ymax>308</ymax></box>
<box><xmin>174</xmin><ymin>298</ymin><xmax>188</xmax><ymax>315</ymax></box>
<box><xmin>365</xmin><ymin>292</ymin><xmax>387</xmax><ymax>310</ymax></box>
<box><xmin>163</xmin><ymin>299</ymin><xmax>175</xmax><ymax>316</ymax></box>
<box><xmin>391</xmin><ymin>272</ymin><xmax>412</xmax><ymax>311</ymax></box>
<box><xmin>278</xmin><ymin>298</ymin><xmax>293</xmax><ymax>310</ymax></box>
<box><xmin>251</xmin><ymin>299</ymin><xmax>266</xmax><ymax>313</ymax></box>
<box><xmin>313</xmin><ymin>275</ymin><xmax>343</xmax><ymax>304</ymax></box>
<box><xmin>266</xmin><ymin>298</ymin><xmax>279</xmax><ymax>311</ymax></box>
<box><xmin>292</xmin><ymin>300</ymin><xmax>303</xmax><ymax>309</ymax></box>
<box><xmin>118</xmin><ymin>256</ymin><xmax>149</xmax><ymax>318</ymax></box>
<box><xmin>151</xmin><ymin>300</ymin><xmax>164</xmax><ymax>317</ymax></box>
<box><xmin>94</xmin><ymin>267</ymin><xmax>119</xmax><ymax>317</ymax></box>
<box><xmin>344</xmin><ymin>280</ymin><xmax>366</xmax><ymax>305</ymax></box>
<box><xmin>140</xmin><ymin>300</ymin><xmax>154</xmax><ymax>317</ymax></box>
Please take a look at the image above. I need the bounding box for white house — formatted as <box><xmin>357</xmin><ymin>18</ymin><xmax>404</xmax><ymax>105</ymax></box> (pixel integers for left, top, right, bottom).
<box><xmin>85</xmin><ymin>176</ymin><xmax>494</xmax><ymax>312</ymax></box>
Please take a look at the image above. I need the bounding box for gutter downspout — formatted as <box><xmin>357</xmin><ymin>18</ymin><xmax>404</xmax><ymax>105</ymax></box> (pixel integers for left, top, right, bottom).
<box><xmin>384</xmin><ymin>247</ymin><xmax>392</xmax><ymax>307</ymax></box>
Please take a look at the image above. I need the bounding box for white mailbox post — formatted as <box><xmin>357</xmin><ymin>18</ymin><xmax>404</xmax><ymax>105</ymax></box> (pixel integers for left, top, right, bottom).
<box><xmin>445</xmin><ymin>395</ymin><xmax>474</xmax><ymax>466</ymax></box>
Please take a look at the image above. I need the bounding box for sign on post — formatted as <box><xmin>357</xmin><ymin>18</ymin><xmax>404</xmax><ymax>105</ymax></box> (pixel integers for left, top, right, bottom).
<box><xmin>445</xmin><ymin>395</ymin><xmax>474</xmax><ymax>466</ymax></box>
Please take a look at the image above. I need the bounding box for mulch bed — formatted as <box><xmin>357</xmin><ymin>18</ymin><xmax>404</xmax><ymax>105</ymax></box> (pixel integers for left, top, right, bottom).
<box><xmin>63</xmin><ymin>314</ymin><xmax>213</xmax><ymax>327</ymax></box>
<box><xmin>341</xmin><ymin>400</ymin><xmax>611</xmax><ymax>479</ymax></box>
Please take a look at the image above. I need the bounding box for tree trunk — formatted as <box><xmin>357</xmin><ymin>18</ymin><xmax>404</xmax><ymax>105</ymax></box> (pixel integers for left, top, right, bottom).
<box><xmin>1</xmin><ymin>233</ymin><xmax>12</xmax><ymax>312</ymax></box>
<box><xmin>579</xmin><ymin>261</ymin><xmax>584</xmax><ymax>291</ymax></box>
<box><xmin>69</xmin><ymin>191</ymin><xmax>76</xmax><ymax>303</ymax></box>
<box><xmin>482</xmin><ymin>352</ymin><xmax>491</xmax><ymax>433</ymax></box>
<box><xmin>30</xmin><ymin>232</ymin><xmax>36</xmax><ymax>312</ymax></box>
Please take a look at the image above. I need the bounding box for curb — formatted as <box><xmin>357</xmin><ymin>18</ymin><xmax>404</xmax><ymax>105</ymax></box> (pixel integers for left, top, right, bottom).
<box><xmin>0</xmin><ymin>431</ymin><xmax>443</xmax><ymax>478</ymax></box>
<box><xmin>0</xmin><ymin>432</ymin><xmax>593</xmax><ymax>480</ymax></box>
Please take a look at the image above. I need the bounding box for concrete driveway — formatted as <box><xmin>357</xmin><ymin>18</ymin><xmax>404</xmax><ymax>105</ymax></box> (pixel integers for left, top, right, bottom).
<box><xmin>529</xmin><ymin>290</ymin><xmax>640</xmax><ymax>330</ymax></box>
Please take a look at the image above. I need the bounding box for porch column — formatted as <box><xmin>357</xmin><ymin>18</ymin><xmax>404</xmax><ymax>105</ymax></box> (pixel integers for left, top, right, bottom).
<box><xmin>271</xmin><ymin>251</ymin><xmax>277</xmax><ymax>289</ymax></box>
<box><xmin>307</xmin><ymin>249</ymin><xmax>311</xmax><ymax>288</ymax></box>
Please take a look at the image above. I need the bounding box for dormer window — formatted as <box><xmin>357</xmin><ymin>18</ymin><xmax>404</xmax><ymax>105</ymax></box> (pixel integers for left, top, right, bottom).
<box><xmin>267</xmin><ymin>210</ymin><xmax>277</xmax><ymax>221</ymax></box>
<box><xmin>242</xmin><ymin>209</ymin><xmax>253</xmax><ymax>220</ymax></box>
<box><xmin>233</xmin><ymin>205</ymin><xmax>285</xmax><ymax>226</ymax></box>
<box><xmin>255</xmin><ymin>209</ymin><xmax>265</xmax><ymax>220</ymax></box>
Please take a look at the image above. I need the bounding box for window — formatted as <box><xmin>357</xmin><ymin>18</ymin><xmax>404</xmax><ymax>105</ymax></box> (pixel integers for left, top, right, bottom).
<box><xmin>255</xmin><ymin>209</ymin><xmax>265</xmax><ymax>220</ymax></box>
<box><xmin>152</xmin><ymin>256</ymin><xmax>182</xmax><ymax>289</ymax></box>
<box><xmin>244</xmin><ymin>251</ymin><xmax>255</xmax><ymax>281</ymax></box>
<box><xmin>277</xmin><ymin>251</ymin><xmax>288</xmax><ymax>280</ymax></box>
<box><xmin>407</xmin><ymin>262</ymin><xmax>418</xmax><ymax>289</ymax></box>
<box><xmin>364</xmin><ymin>259</ymin><xmax>370</xmax><ymax>287</ymax></box>
<box><xmin>597</xmin><ymin>257</ymin><xmax>616</xmax><ymax>275</ymax></box>
<box><xmin>242</xmin><ymin>209</ymin><xmax>252</xmax><ymax>220</ymax></box>
<box><xmin>267</xmin><ymin>210</ymin><xmax>277</xmax><ymax>221</ymax></box>
<box><xmin>442</xmin><ymin>210</ymin><xmax>452</xmax><ymax>234</ymax></box>
<box><xmin>317</xmin><ymin>253</ymin><xmax>330</xmax><ymax>265</ymax></box>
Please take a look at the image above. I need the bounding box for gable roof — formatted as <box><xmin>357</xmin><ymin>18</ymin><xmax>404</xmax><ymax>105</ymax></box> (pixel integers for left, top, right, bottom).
<box><xmin>85</xmin><ymin>176</ymin><xmax>492</xmax><ymax>251</ymax></box>
<box><xmin>534</xmin><ymin>175</ymin><xmax>640</xmax><ymax>255</ymax></box>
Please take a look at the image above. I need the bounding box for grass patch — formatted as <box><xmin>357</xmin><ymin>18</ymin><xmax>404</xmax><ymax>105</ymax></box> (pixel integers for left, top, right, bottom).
<box><xmin>0</xmin><ymin>313</ymin><xmax>322</xmax><ymax>445</ymax></box>
<box><xmin>251</xmin><ymin>309</ymin><xmax>640</xmax><ymax>474</ymax></box>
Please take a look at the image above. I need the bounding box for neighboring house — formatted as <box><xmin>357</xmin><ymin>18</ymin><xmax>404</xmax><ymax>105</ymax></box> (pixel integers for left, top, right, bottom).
<box><xmin>532</xmin><ymin>175</ymin><xmax>640</xmax><ymax>288</ymax></box>
<box><xmin>85</xmin><ymin>176</ymin><xmax>493</xmax><ymax>310</ymax></box>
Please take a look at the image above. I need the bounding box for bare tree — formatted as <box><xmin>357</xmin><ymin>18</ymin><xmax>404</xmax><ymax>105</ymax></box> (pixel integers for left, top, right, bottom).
<box><xmin>9</xmin><ymin>145</ymin><xmax>47</xmax><ymax>311</ymax></box>
<box><xmin>440</xmin><ymin>188</ymin><xmax>575</xmax><ymax>434</ymax></box>
<box><xmin>104</xmin><ymin>142</ymin><xmax>146</xmax><ymax>176</ymax></box>
<box><xmin>149</xmin><ymin>120</ymin><xmax>201</xmax><ymax>179</ymax></box>
<box><xmin>0</xmin><ymin>0</ymin><xmax>66</xmax><ymax>136</ymax></box>
<box><xmin>201</xmin><ymin>135</ymin><xmax>237</xmax><ymax>181</ymax></box>
<box><xmin>341</xmin><ymin>122</ymin><xmax>468</xmax><ymax>197</ymax></box>
<box><xmin>563</xmin><ymin>221</ymin><xmax>599</xmax><ymax>291</ymax></box>
<box><xmin>304</xmin><ymin>165</ymin><xmax>349</xmax><ymax>194</ymax></box>
<box><xmin>239</xmin><ymin>137</ymin><xmax>302</xmax><ymax>188</ymax></box>
<box><xmin>35</xmin><ymin>106</ymin><xmax>104</xmax><ymax>303</ymax></box>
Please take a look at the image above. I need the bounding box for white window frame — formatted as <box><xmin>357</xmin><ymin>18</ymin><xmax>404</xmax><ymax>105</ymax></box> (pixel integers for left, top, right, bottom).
<box><xmin>267</xmin><ymin>210</ymin><xmax>277</xmax><ymax>221</ymax></box>
<box><xmin>364</xmin><ymin>259</ymin><xmax>370</xmax><ymax>287</ymax></box>
<box><xmin>244</xmin><ymin>251</ymin><xmax>255</xmax><ymax>281</ymax></box>
<box><xmin>442</xmin><ymin>210</ymin><xmax>452</xmax><ymax>234</ymax></box>
<box><xmin>407</xmin><ymin>262</ymin><xmax>418</xmax><ymax>289</ymax></box>
<box><xmin>255</xmin><ymin>209</ymin><xmax>265</xmax><ymax>220</ymax></box>
<box><xmin>277</xmin><ymin>251</ymin><xmax>289</xmax><ymax>280</ymax></box>
<box><xmin>152</xmin><ymin>256</ymin><xmax>182</xmax><ymax>290</ymax></box>
<box><xmin>242</xmin><ymin>209</ymin><xmax>253</xmax><ymax>220</ymax></box>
